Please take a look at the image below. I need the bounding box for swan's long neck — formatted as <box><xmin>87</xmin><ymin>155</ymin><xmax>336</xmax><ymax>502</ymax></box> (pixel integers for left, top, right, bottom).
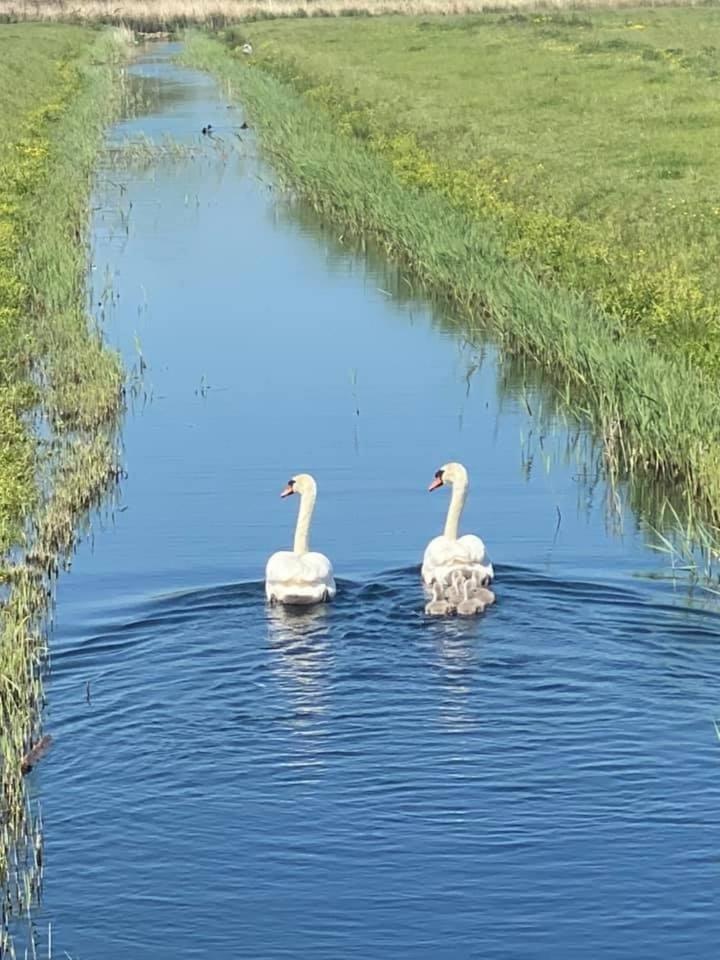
<box><xmin>443</xmin><ymin>476</ymin><xmax>467</xmax><ymax>540</ymax></box>
<box><xmin>293</xmin><ymin>488</ymin><xmax>316</xmax><ymax>554</ymax></box>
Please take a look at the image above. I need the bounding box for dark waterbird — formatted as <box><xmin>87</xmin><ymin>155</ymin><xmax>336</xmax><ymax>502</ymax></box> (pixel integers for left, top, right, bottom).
<box><xmin>20</xmin><ymin>734</ymin><xmax>53</xmax><ymax>775</ymax></box>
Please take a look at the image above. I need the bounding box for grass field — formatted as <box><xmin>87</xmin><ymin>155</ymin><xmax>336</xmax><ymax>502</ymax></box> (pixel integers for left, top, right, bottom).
<box><xmin>0</xmin><ymin>23</ymin><xmax>127</xmax><ymax>942</ymax></box>
<box><xmin>234</xmin><ymin>7</ymin><xmax>720</xmax><ymax>373</ymax></box>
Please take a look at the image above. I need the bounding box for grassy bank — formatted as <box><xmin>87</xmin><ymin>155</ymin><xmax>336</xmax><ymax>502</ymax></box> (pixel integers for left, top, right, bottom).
<box><xmin>234</xmin><ymin>8</ymin><xmax>720</xmax><ymax>375</ymax></box>
<box><xmin>0</xmin><ymin>0</ymin><xmax>705</xmax><ymax>31</ymax></box>
<box><xmin>183</xmin><ymin>29</ymin><xmax>720</xmax><ymax>528</ymax></box>
<box><xmin>0</xmin><ymin>25</ymin><xmax>96</xmax><ymax>554</ymax></box>
<box><xmin>0</xmin><ymin>23</ymin><xmax>128</xmax><ymax>944</ymax></box>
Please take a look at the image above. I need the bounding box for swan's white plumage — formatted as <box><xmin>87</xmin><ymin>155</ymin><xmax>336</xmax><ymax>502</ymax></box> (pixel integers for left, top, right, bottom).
<box><xmin>421</xmin><ymin>534</ymin><xmax>494</xmax><ymax>587</ymax></box>
<box><xmin>422</xmin><ymin>462</ymin><xmax>494</xmax><ymax>591</ymax></box>
<box><xmin>265</xmin><ymin>550</ymin><xmax>336</xmax><ymax>605</ymax></box>
<box><xmin>265</xmin><ymin>473</ymin><xmax>336</xmax><ymax>606</ymax></box>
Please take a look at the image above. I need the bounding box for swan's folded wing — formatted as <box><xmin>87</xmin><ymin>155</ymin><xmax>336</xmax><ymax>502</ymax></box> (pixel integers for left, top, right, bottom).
<box><xmin>423</xmin><ymin>536</ymin><xmax>477</xmax><ymax>573</ymax></box>
<box><xmin>422</xmin><ymin>535</ymin><xmax>493</xmax><ymax>584</ymax></box>
<box><xmin>265</xmin><ymin>551</ymin><xmax>336</xmax><ymax>603</ymax></box>
<box><xmin>300</xmin><ymin>553</ymin><xmax>337</xmax><ymax>599</ymax></box>
<box><xmin>302</xmin><ymin>552</ymin><xmax>335</xmax><ymax>585</ymax></box>
<box><xmin>265</xmin><ymin>551</ymin><xmax>299</xmax><ymax>582</ymax></box>
<box><xmin>422</xmin><ymin>536</ymin><xmax>454</xmax><ymax>569</ymax></box>
<box><xmin>458</xmin><ymin>535</ymin><xmax>494</xmax><ymax>579</ymax></box>
<box><xmin>266</xmin><ymin>552</ymin><xmax>307</xmax><ymax>597</ymax></box>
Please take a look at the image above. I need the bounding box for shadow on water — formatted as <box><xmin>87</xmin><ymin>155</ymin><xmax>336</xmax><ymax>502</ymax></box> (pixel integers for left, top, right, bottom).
<box><xmin>14</xmin><ymin>40</ymin><xmax>720</xmax><ymax>960</ymax></box>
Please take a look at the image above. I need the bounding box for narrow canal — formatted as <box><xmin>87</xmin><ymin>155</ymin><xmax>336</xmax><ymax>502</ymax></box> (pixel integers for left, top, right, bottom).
<box><xmin>27</xmin><ymin>43</ymin><xmax>720</xmax><ymax>960</ymax></box>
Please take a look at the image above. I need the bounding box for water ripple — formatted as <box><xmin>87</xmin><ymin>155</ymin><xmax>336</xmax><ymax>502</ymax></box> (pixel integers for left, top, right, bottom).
<box><xmin>41</xmin><ymin>563</ymin><xmax>720</xmax><ymax>958</ymax></box>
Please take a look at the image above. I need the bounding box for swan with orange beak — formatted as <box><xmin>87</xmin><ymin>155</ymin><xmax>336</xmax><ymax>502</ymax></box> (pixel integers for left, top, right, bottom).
<box><xmin>422</xmin><ymin>462</ymin><xmax>494</xmax><ymax>592</ymax></box>
<box><xmin>265</xmin><ymin>473</ymin><xmax>336</xmax><ymax>606</ymax></box>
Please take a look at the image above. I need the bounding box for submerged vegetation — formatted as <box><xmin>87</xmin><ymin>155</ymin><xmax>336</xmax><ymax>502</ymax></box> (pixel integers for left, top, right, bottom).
<box><xmin>0</xmin><ymin>23</ymin><xmax>128</xmax><ymax>948</ymax></box>
<box><xmin>183</xmin><ymin>26</ymin><xmax>720</xmax><ymax>538</ymax></box>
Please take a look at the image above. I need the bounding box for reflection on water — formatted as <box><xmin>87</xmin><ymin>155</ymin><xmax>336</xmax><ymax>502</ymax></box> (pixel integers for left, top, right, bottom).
<box><xmin>267</xmin><ymin>602</ymin><xmax>331</xmax><ymax>726</ymax></box>
<box><xmin>21</xmin><ymin>42</ymin><xmax>720</xmax><ymax>960</ymax></box>
<box><xmin>432</xmin><ymin>622</ymin><xmax>481</xmax><ymax>733</ymax></box>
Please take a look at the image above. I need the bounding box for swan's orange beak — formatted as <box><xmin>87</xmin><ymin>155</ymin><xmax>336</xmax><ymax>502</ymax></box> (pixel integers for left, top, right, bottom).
<box><xmin>428</xmin><ymin>475</ymin><xmax>444</xmax><ymax>492</ymax></box>
<box><xmin>280</xmin><ymin>484</ymin><xmax>295</xmax><ymax>498</ymax></box>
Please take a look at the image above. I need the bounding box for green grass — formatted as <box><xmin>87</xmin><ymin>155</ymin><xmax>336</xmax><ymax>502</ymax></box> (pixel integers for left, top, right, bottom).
<box><xmin>0</xmin><ymin>24</ymin><xmax>129</xmax><ymax>946</ymax></box>
<box><xmin>0</xmin><ymin>23</ymin><xmax>104</xmax><ymax>550</ymax></box>
<box><xmin>0</xmin><ymin>24</ymin><xmax>96</xmax><ymax>135</ymax></box>
<box><xmin>185</xmin><ymin>29</ymin><xmax>720</xmax><ymax>531</ymax></box>
<box><xmin>0</xmin><ymin>25</ymin><xmax>100</xmax><ymax>551</ymax></box>
<box><xmin>228</xmin><ymin>8</ymin><xmax>720</xmax><ymax>373</ymax></box>
<box><xmin>0</xmin><ymin>22</ymin><xmax>126</xmax><ymax>547</ymax></box>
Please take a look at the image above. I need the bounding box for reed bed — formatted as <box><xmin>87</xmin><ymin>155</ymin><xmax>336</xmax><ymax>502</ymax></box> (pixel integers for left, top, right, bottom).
<box><xmin>105</xmin><ymin>133</ymin><xmax>200</xmax><ymax>168</ymax></box>
<box><xmin>184</xmin><ymin>31</ymin><xmax>720</xmax><ymax>532</ymax></box>
<box><xmin>0</xmin><ymin>0</ymin><xmax>703</xmax><ymax>30</ymax></box>
<box><xmin>0</xmin><ymin>25</ymin><xmax>129</xmax><ymax>950</ymax></box>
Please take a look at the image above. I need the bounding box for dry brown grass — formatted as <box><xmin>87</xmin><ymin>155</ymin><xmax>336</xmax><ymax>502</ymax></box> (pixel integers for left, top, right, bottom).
<box><xmin>0</xmin><ymin>0</ymin><xmax>705</xmax><ymax>29</ymax></box>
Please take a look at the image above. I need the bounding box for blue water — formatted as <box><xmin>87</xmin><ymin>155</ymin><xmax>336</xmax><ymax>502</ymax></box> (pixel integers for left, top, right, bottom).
<box><xmin>27</xmin><ymin>44</ymin><xmax>720</xmax><ymax>959</ymax></box>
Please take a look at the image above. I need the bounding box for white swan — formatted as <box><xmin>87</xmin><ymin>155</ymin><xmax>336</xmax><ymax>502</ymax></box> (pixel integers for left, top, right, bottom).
<box><xmin>265</xmin><ymin>473</ymin><xmax>336</xmax><ymax>606</ymax></box>
<box><xmin>422</xmin><ymin>461</ymin><xmax>494</xmax><ymax>588</ymax></box>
